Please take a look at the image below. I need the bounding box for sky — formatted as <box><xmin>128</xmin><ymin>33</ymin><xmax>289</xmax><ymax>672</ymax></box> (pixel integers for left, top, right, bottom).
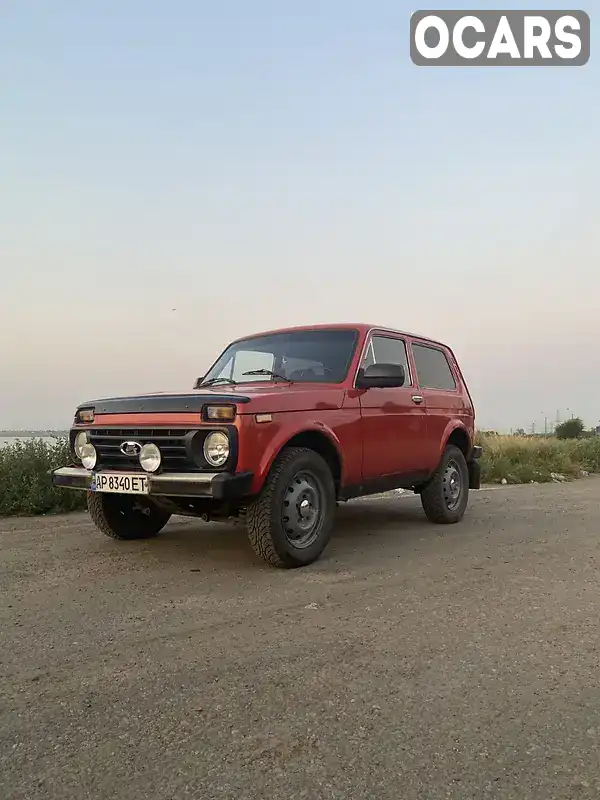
<box><xmin>1</xmin><ymin>1</ymin><xmax>598</xmax><ymax>432</ymax></box>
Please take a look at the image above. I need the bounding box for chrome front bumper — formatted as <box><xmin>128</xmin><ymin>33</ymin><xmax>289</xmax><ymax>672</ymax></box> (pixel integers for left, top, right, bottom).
<box><xmin>51</xmin><ymin>466</ymin><xmax>253</xmax><ymax>500</ymax></box>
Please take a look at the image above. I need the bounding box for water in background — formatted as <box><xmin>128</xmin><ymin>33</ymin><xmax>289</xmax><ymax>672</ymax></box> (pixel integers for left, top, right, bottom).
<box><xmin>0</xmin><ymin>436</ymin><xmax>63</xmax><ymax>449</ymax></box>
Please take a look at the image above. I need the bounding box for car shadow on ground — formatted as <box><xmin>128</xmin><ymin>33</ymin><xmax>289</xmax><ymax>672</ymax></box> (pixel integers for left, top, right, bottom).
<box><xmin>140</xmin><ymin>496</ymin><xmax>438</xmax><ymax>572</ymax></box>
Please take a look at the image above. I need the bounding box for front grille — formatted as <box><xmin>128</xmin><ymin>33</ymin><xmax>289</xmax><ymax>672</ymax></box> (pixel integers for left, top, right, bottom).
<box><xmin>89</xmin><ymin>428</ymin><xmax>192</xmax><ymax>472</ymax></box>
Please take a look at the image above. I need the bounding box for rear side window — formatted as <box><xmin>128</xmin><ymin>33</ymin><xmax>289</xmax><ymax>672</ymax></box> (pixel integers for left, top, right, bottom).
<box><xmin>411</xmin><ymin>344</ymin><xmax>457</xmax><ymax>390</ymax></box>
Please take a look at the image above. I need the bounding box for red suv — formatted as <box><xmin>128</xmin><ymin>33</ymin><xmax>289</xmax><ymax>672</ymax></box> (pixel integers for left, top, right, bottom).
<box><xmin>52</xmin><ymin>324</ymin><xmax>482</xmax><ymax>568</ymax></box>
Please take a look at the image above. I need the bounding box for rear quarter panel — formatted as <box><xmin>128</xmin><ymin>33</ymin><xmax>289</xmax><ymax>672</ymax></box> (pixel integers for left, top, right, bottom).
<box><xmin>445</xmin><ymin>345</ymin><xmax>476</xmax><ymax>444</ymax></box>
<box><xmin>407</xmin><ymin>339</ymin><xmax>475</xmax><ymax>464</ymax></box>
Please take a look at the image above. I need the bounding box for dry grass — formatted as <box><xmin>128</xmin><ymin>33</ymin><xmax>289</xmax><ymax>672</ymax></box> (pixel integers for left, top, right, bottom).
<box><xmin>476</xmin><ymin>432</ymin><xmax>600</xmax><ymax>484</ymax></box>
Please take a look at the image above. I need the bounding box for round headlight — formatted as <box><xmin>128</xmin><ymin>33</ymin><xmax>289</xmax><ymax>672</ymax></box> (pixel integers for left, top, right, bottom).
<box><xmin>80</xmin><ymin>443</ymin><xmax>97</xmax><ymax>470</ymax></box>
<box><xmin>139</xmin><ymin>443</ymin><xmax>161</xmax><ymax>473</ymax></box>
<box><xmin>74</xmin><ymin>431</ymin><xmax>89</xmax><ymax>459</ymax></box>
<box><xmin>203</xmin><ymin>431</ymin><xmax>229</xmax><ymax>467</ymax></box>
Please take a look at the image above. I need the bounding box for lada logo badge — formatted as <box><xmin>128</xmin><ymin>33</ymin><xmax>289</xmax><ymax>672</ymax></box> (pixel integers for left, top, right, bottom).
<box><xmin>120</xmin><ymin>441</ymin><xmax>142</xmax><ymax>456</ymax></box>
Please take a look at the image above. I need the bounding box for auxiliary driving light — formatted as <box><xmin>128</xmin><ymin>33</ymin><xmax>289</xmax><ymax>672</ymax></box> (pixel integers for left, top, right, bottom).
<box><xmin>80</xmin><ymin>443</ymin><xmax>97</xmax><ymax>470</ymax></box>
<box><xmin>139</xmin><ymin>443</ymin><xmax>162</xmax><ymax>473</ymax></box>
<box><xmin>203</xmin><ymin>431</ymin><xmax>229</xmax><ymax>467</ymax></box>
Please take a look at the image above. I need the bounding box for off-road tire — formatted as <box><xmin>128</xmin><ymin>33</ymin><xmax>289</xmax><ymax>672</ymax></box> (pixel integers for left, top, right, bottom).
<box><xmin>87</xmin><ymin>492</ymin><xmax>171</xmax><ymax>540</ymax></box>
<box><xmin>420</xmin><ymin>444</ymin><xmax>469</xmax><ymax>524</ymax></box>
<box><xmin>246</xmin><ymin>447</ymin><xmax>336</xmax><ymax>568</ymax></box>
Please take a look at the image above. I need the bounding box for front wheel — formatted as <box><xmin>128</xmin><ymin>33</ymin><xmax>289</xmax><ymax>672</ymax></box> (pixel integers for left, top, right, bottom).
<box><xmin>87</xmin><ymin>492</ymin><xmax>171</xmax><ymax>540</ymax></box>
<box><xmin>420</xmin><ymin>445</ymin><xmax>469</xmax><ymax>524</ymax></box>
<box><xmin>246</xmin><ymin>447</ymin><xmax>336</xmax><ymax>568</ymax></box>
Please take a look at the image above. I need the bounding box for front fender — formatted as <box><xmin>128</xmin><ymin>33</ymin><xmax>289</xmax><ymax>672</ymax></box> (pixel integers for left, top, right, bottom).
<box><xmin>252</xmin><ymin>419</ymin><xmax>344</xmax><ymax>494</ymax></box>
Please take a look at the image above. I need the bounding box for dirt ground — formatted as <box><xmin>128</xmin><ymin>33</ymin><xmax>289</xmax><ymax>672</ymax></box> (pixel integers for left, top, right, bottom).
<box><xmin>2</xmin><ymin>479</ymin><xmax>600</xmax><ymax>799</ymax></box>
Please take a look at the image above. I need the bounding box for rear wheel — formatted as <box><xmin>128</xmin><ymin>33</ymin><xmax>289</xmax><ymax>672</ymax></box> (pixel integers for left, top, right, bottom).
<box><xmin>420</xmin><ymin>444</ymin><xmax>469</xmax><ymax>524</ymax></box>
<box><xmin>246</xmin><ymin>447</ymin><xmax>336</xmax><ymax>568</ymax></box>
<box><xmin>87</xmin><ymin>492</ymin><xmax>171</xmax><ymax>540</ymax></box>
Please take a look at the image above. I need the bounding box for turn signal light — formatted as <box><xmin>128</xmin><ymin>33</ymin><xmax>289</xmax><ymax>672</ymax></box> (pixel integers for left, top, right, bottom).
<box><xmin>203</xmin><ymin>404</ymin><xmax>236</xmax><ymax>422</ymax></box>
<box><xmin>76</xmin><ymin>408</ymin><xmax>95</xmax><ymax>424</ymax></box>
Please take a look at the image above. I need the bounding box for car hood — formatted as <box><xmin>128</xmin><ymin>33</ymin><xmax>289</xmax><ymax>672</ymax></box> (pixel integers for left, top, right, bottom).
<box><xmin>82</xmin><ymin>383</ymin><xmax>347</xmax><ymax>415</ymax></box>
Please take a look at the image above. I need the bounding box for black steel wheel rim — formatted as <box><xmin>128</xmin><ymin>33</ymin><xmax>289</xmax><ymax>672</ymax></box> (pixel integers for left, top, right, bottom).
<box><xmin>442</xmin><ymin>459</ymin><xmax>463</xmax><ymax>511</ymax></box>
<box><xmin>281</xmin><ymin>470</ymin><xmax>324</xmax><ymax>549</ymax></box>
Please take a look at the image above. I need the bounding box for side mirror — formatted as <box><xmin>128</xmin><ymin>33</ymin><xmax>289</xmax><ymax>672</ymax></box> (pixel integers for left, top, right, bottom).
<box><xmin>356</xmin><ymin>363</ymin><xmax>405</xmax><ymax>389</ymax></box>
<box><xmin>194</xmin><ymin>375</ymin><xmax>204</xmax><ymax>389</ymax></box>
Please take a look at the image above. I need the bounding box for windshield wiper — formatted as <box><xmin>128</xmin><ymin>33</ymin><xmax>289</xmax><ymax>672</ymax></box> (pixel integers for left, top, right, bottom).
<box><xmin>242</xmin><ymin>369</ymin><xmax>292</xmax><ymax>383</ymax></box>
<box><xmin>199</xmin><ymin>377</ymin><xmax>238</xmax><ymax>387</ymax></box>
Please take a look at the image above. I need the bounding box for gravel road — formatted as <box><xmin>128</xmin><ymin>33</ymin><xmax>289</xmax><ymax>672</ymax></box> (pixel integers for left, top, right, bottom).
<box><xmin>2</xmin><ymin>480</ymin><xmax>600</xmax><ymax>800</ymax></box>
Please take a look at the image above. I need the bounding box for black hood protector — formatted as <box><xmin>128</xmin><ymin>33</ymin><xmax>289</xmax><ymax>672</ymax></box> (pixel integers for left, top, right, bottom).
<box><xmin>79</xmin><ymin>393</ymin><xmax>251</xmax><ymax>415</ymax></box>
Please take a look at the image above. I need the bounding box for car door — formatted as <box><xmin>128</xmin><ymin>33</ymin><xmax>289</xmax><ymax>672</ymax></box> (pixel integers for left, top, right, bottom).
<box><xmin>357</xmin><ymin>332</ymin><xmax>430</xmax><ymax>480</ymax></box>
<box><xmin>409</xmin><ymin>340</ymin><xmax>465</xmax><ymax>466</ymax></box>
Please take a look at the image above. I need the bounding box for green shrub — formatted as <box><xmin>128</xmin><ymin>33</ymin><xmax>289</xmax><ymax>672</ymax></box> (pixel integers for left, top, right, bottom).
<box><xmin>0</xmin><ymin>438</ymin><xmax>86</xmax><ymax>517</ymax></box>
<box><xmin>555</xmin><ymin>417</ymin><xmax>585</xmax><ymax>439</ymax></box>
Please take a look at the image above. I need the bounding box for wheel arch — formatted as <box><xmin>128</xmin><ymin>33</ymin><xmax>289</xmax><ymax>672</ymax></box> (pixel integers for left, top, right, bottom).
<box><xmin>442</xmin><ymin>424</ymin><xmax>472</xmax><ymax>460</ymax></box>
<box><xmin>258</xmin><ymin>426</ymin><xmax>343</xmax><ymax>497</ymax></box>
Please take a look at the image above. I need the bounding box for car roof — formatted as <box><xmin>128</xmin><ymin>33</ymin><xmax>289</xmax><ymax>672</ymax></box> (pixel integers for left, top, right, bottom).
<box><xmin>231</xmin><ymin>322</ymin><xmax>450</xmax><ymax>349</ymax></box>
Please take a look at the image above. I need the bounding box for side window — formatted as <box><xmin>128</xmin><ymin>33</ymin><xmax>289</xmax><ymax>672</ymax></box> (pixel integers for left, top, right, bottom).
<box><xmin>231</xmin><ymin>350</ymin><xmax>274</xmax><ymax>381</ymax></box>
<box><xmin>360</xmin><ymin>335</ymin><xmax>411</xmax><ymax>386</ymax></box>
<box><xmin>411</xmin><ymin>344</ymin><xmax>457</xmax><ymax>390</ymax></box>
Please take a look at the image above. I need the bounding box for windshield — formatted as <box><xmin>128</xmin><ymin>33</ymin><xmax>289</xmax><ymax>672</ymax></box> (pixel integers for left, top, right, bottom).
<box><xmin>201</xmin><ymin>329</ymin><xmax>359</xmax><ymax>386</ymax></box>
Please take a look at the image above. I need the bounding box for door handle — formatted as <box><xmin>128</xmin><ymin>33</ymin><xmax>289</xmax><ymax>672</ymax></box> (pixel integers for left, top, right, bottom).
<box><xmin>411</xmin><ymin>395</ymin><xmax>424</xmax><ymax>404</ymax></box>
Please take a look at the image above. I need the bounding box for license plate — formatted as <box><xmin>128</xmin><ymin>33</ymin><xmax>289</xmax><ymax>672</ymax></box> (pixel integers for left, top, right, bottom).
<box><xmin>91</xmin><ymin>472</ymin><xmax>149</xmax><ymax>494</ymax></box>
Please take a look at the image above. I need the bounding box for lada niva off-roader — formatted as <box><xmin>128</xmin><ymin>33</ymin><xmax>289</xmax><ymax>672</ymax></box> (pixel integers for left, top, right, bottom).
<box><xmin>52</xmin><ymin>324</ymin><xmax>482</xmax><ymax>568</ymax></box>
